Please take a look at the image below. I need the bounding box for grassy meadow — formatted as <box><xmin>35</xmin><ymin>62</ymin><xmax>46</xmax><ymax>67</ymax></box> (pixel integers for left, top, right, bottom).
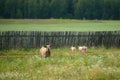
<box><xmin>0</xmin><ymin>48</ymin><xmax>120</xmax><ymax>80</ymax></box>
<box><xmin>0</xmin><ymin>19</ymin><xmax>120</xmax><ymax>80</ymax></box>
<box><xmin>0</xmin><ymin>19</ymin><xmax>120</xmax><ymax>31</ymax></box>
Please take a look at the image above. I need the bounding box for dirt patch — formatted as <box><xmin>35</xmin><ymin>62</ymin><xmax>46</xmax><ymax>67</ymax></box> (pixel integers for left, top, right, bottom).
<box><xmin>0</xmin><ymin>52</ymin><xmax>119</xmax><ymax>58</ymax></box>
<box><xmin>0</xmin><ymin>54</ymin><xmax>39</xmax><ymax>58</ymax></box>
<box><xmin>96</xmin><ymin>52</ymin><xmax>120</xmax><ymax>54</ymax></box>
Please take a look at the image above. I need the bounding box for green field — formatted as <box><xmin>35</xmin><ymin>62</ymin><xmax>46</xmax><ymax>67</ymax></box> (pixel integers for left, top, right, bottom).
<box><xmin>0</xmin><ymin>19</ymin><xmax>120</xmax><ymax>31</ymax></box>
<box><xmin>0</xmin><ymin>19</ymin><xmax>120</xmax><ymax>80</ymax></box>
<box><xmin>0</xmin><ymin>48</ymin><xmax>120</xmax><ymax>80</ymax></box>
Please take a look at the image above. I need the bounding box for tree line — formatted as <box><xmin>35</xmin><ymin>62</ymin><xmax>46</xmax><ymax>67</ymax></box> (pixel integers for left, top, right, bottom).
<box><xmin>0</xmin><ymin>0</ymin><xmax>120</xmax><ymax>19</ymax></box>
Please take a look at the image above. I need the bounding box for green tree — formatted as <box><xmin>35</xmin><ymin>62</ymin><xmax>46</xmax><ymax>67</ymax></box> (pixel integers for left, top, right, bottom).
<box><xmin>37</xmin><ymin>0</ymin><xmax>50</xmax><ymax>18</ymax></box>
<box><xmin>50</xmin><ymin>0</ymin><xmax>68</xmax><ymax>18</ymax></box>
<box><xmin>0</xmin><ymin>0</ymin><xmax>120</xmax><ymax>19</ymax></box>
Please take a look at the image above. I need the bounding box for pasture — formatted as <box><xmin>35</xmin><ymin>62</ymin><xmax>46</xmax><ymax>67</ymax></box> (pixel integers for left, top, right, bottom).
<box><xmin>0</xmin><ymin>19</ymin><xmax>120</xmax><ymax>31</ymax></box>
<box><xmin>0</xmin><ymin>48</ymin><xmax>120</xmax><ymax>80</ymax></box>
<box><xmin>0</xmin><ymin>19</ymin><xmax>120</xmax><ymax>80</ymax></box>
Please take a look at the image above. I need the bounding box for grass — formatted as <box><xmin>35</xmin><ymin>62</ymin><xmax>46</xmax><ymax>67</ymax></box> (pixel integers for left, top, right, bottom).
<box><xmin>0</xmin><ymin>47</ymin><xmax>120</xmax><ymax>80</ymax></box>
<box><xmin>0</xmin><ymin>19</ymin><xmax>120</xmax><ymax>79</ymax></box>
<box><xmin>0</xmin><ymin>19</ymin><xmax>120</xmax><ymax>31</ymax></box>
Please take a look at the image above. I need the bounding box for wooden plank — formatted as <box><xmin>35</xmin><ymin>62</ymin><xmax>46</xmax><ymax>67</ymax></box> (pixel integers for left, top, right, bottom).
<box><xmin>0</xmin><ymin>31</ymin><xmax>120</xmax><ymax>49</ymax></box>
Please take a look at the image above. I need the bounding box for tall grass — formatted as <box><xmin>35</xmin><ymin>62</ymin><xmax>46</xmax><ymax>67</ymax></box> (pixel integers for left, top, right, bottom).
<box><xmin>0</xmin><ymin>48</ymin><xmax>120</xmax><ymax>80</ymax></box>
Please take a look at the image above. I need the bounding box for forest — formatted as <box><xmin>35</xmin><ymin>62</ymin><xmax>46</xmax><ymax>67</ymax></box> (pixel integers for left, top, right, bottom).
<box><xmin>0</xmin><ymin>0</ymin><xmax>120</xmax><ymax>19</ymax></box>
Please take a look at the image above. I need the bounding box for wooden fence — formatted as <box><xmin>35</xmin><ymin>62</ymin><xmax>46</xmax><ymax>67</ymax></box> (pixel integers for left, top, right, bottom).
<box><xmin>0</xmin><ymin>31</ymin><xmax>120</xmax><ymax>50</ymax></box>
